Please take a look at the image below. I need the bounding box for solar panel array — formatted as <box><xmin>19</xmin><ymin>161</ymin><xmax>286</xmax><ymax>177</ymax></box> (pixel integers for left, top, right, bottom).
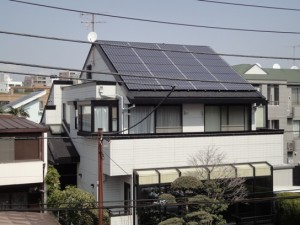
<box><xmin>99</xmin><ymin>41</ymin><xmax>254</xmax><ymax>91</ymax></box>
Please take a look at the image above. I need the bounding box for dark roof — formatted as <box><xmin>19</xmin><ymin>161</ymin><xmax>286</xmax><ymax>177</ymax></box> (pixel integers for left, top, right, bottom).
<box><xmin>128</xmin><ymin>90</ymin><xmax>266</xmax><ymax>104</ymax></box>
<box><xmin>97</xmin><ymin>40</ymin><xmax>255</xmax><ymax>92</ymax></box>
<box><xmin>48</xmin><ymin>125</ymin><xmax>80</xmax><ymax>165</ymax></box>
<box><xmin>0</xmin><ymin>115</ymin><xmax>48</xmax><ymax>133</ymax></box>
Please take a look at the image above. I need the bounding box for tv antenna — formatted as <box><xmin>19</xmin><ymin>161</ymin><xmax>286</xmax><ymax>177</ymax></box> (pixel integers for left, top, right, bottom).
<box><xmin>80</xmin><ymin>13</ymin><xmax>106</xmax><ymax>40</ymax></box>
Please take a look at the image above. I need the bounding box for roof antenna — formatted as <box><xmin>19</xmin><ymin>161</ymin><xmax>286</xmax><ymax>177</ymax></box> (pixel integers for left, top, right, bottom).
<box><xmin>81</xmin><ymin>13</ymin><xmax>106</xmax><ymax>64</ymax></box>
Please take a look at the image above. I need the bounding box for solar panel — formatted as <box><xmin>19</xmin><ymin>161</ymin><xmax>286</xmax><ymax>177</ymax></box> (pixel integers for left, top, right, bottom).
<box><xmin>99</xmin><ymin>41</ymin><xmax>254</xmax><ymax>91</ymax></box>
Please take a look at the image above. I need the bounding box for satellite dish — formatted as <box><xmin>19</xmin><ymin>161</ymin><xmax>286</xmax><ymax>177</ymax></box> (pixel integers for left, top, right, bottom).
<box><xmin>87</xmin><ymin>32</ymin><xmax>97</xmax><ymax>43</ymax></box>
<box><xmin>291</xmin><ymin>66</ymin><xmax>299</xmax><ymax>69</ymax></box>
<box><xmin>273</xmin><ymin>63</ymin><xmax>281</xmax><ymax>69</ymax></box>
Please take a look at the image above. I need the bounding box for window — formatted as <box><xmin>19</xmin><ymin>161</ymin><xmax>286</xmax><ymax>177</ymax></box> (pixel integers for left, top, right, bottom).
<box><xmin>0</xmin><ymin>139</ymin><xmax>40</xmax><ymax>162</ymax></box>
<box><xmin>268</xmin><ymin>120</ymin><xmax>279</xmax><ymax>129</ymax></box>
<box><xmin>156</xmin><ymin>106</ymin><xmax>181</xmax><ymax>133</ymax></box>
<box><xmin>130</xmin><ymin>106</ymin><xmax>154</xmax><ymax>134</ymax></box>
<box><xmin>80</xmin><ymin>105</ymin><xmax>92</xmax><ymax>132</ymax></box>
<box><xmin>129</xmin><ymin>105</ymin><xmax>182</xmax><ymax>134</ymax></box>
<box><xmin>293</xmin><ymin>120</ymin><xmax>300</xmax><ymax>137</ymax></box>
<box><xmin>63</xmin><ymin>103</ymin><xmax>71</xmax><ymax>131</ymax></box>
<box><xmin>78</xmin><ymin>101</ymin><xmax>118</xmax><ymax>133</ymax></box>
<box><xmin>292</xmin><ymin>87</ymin><xmax>300</xmax><ymax>105</ymax></box>
<box><xmin>86</xmin><ymin>64</ymin><xmax>92</xmax><ymax>79</ymax></box>
<box><xmin>267</xmin><ymin>84</ymin><xmax>279</xmax><ymax>105</ymax></box>
<box><xmin>205</xmin><ymin>105</ymin><xmax>250</xmax><ymax>132</ymax></box>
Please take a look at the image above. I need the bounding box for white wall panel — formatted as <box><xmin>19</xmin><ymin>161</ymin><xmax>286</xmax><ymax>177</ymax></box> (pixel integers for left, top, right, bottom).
<box><xmin>0</xmin><ymin>161</ymin><xmax>44</xmax><ymax>186</ymax></box>
<box><xmin>108</xmin><ymin>134</ymin><xmax>284</xmax><ymax>176</ymax></box>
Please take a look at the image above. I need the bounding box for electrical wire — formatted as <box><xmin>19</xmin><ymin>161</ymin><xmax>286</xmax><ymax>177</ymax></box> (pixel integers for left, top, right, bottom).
<box><xmin>111</xmin><ymin>86</ymin><xmax>176</xmax><ymax>135</ymax></box>
<box><xmin>197</xmin><ymin>0</ymin><xmax>300</xmax><ymax>12</ymax></box>
<box><xmin>0</xmin><ymin>61</ymin><xmax>261</xmax><ymax>85</ymax></box>
<box><xmin>1</xmin><ymin>29</ymin><xmax>300</xmax><ymax>61</ymax></box>
<box><xmin>8</xmin><ymin>0</ymin><xmax>300</xmax><ymax>35</ymax></box>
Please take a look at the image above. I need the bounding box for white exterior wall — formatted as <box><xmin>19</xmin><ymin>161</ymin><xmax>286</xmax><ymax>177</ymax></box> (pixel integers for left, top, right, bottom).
<box><xmin>107</xmin><ymin>134</ymin><xmax>284</xmax><ymax>176</ymax></box>
<box><xmin>83</xmin><ymin>47</ymin><xmax>116</xmax><ymax>82</ymax></box>
<box><xmin>0</xmin><ymin>161</ymin><xmax>44</xmax><ymax>186</ymax></box>
<box><xmin>111</xmin><ymin>215</ymin><xmax>133</xmax><ymax>225</ymax></box>
<box><xmin>44</xmin><ymin>85</ymin><xmax>64</xmax><ymax>124</ymax></box>
<box><xmin>23</xmin><ymin>100</ymin><xmax>42</xmax><ymax>124</ymax></box>
<box><xmin>273</xmin><ymin>168</ymin><xmax>293</xmax><ymax>187</ymax></box>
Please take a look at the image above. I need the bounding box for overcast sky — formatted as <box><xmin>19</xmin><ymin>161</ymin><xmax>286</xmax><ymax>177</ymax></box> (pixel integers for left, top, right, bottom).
<box><xmin>1</xmin><ymin>0</ymin><xmax>300</xmax><ymax>81</ymax></box>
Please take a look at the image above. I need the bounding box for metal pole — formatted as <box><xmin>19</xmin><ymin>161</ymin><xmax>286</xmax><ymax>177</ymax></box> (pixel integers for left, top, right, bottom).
<box><xmin>98</xmin><ymin>128</ymin><xmax>104</xmax><ymax>225</ymax></box>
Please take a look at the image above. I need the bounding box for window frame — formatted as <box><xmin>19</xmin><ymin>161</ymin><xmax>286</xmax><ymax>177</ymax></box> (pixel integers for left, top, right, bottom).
<box><xmin>128</xmin><ymin>104</ymin><xmax>183</xmax><ymax>134</ymax></box>
<box><xmin>204</xmin><ymin>104</ymin><xmax>251</xmax><ymax>132</ymax></box>
<box><xmin>77</xmin><ymin>100</ymin><xmax>119</xmax><ymax>134</ymax></box>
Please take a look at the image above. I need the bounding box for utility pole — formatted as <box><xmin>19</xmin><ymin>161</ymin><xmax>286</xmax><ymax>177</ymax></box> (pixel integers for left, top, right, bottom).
<box><xmin>289</xmin><ymin>45</ymin><xmax>300</xmax><ymax>66</ymax></box>
<box><xmin>98</xmin><ymin>128</ymin><xmax>104</xmax><ymax>225</ymax></box>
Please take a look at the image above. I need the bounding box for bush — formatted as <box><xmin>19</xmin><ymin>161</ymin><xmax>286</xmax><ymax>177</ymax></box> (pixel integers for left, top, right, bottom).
<box><xmin>159</xmin><ymin>193</ymin><xmax>176</xmax><ymax>204</ymax></box>
<box><xmin>185</xmin><ymin>211</ymin><xmax>213</xmax><ymax>225</ymax></box>
<box><xmin>158</xmin><ymin>217</ymin><xmax>185</xmax><ymax>225</ymax></box>
<box><xmin>277</xmin><ymin>192</ymin><xmax>300</xmax><ymax>225</ymax></box>
<box><xmin>171</xmin><ymin>176</ymin><xmax>202</xmax><ymax>193</ymax></box>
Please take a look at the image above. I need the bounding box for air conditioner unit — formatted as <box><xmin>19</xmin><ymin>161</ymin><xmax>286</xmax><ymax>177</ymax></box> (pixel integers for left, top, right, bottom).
<box><xmin>287</xmin><ymin>141</ymin><xmax>295</xmax><ymax>151</ymax></box>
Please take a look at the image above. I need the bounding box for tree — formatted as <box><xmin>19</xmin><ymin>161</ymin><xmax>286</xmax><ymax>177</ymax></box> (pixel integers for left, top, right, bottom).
<box><xmin>158</xmin><ymin>147</ymin><xmax>247</xmax><ymax>225</ymax></box>
<box><xmin>0</xmin><ymin>106</ymin><xmax>29</xmax><ymax>118</ymax></box>
<box><xmin>45</xmin><ymin>166</ymin><xmax>110</xmax><ymax>225</ymax></box>
<box><xmin>189</xmin><ymin>146</ymin><xmax>247</xmax><ymax>202</ymax></box>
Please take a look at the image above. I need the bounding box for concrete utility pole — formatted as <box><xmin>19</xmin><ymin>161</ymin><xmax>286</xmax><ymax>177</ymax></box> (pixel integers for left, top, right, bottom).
<box><xmin>98</xmin><ymin>128</ymin><xmax>104</xmax><ymax>225</ymax></box>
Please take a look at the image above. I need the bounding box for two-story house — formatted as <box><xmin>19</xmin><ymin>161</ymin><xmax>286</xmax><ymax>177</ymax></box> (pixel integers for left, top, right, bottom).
<box><xmin>42</xmin><ymin>41</ymin><xmax>291</xmax><ymax>224</ymax></box>
<box><xmin>0</xmin><ymin>115</ymin><xmax>48</xmax><ymax>209</ymax></box>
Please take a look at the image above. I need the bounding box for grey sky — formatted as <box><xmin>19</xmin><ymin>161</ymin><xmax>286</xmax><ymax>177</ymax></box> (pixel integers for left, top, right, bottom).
<box><xmin>1</xmin><ymin>0</ymin><xmax>300</xmax><ymax>81</ymax></box>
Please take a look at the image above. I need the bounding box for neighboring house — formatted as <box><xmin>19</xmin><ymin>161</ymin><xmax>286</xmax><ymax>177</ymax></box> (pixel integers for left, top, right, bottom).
<box><xmin>0</xmin><ymin>86</ymin><xmax>50</xmax><ymax>107</ymax></box>
<box><xmin>0</xmin><ymin>115</ymin><xmax>48</xmax><ymax>209</ymax></box>
<box><xmin>2</xmin><ymin>90</ymin><xmax>47</xmax><ymax>123</ymax></box>
<box><xmin>233</xmin><ymin>64</ymin><xmax>300</xmax><ymax>167</ymax></box>
<box><xmin>42</xmin><ymin>41</ymin><xmax>291</xmax><ymax>224</ymax></box>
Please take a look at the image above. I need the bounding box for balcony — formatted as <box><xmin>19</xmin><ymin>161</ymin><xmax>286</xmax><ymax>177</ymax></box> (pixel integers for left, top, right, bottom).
<box><xmin>0</xmin><ymin>161</ymin><xmax>44</xmax><ymax>186</ymax></box>
<box><xmin>103</xmin><ymin>130</ymin><xmax>284</xmax><ymax>176</ymax></box>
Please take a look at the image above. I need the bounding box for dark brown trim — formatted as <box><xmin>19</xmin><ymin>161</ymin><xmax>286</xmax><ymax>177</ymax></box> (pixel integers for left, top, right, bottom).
<box><xmin>45</xmin><ymin>105</ymin><xmax>56</xmax><ymax>110</ymax></box>
<box><xmin>53</xmin><ymin>80</ymin><xmax>73</xmax><ymax>85</ymax></box>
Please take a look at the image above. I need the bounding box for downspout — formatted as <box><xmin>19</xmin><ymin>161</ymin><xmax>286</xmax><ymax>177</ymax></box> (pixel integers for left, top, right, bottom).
<box><xmin>115</xmin><ymin>94</ymin><xmax>124</xmax><ymax>133</ymax></box>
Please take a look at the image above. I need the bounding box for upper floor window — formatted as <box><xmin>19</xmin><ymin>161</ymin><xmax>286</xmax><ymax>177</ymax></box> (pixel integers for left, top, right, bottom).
<box><xmin>0</xmin><ymin>138</ymin><xmax>41</xmax><ymax>163</ymax></box>
<box><xmin>205</xmin><ymin>105</ymin><xmax>250</xmax><ymax>132</ymax></box>
<box><xmin>78</xmin><ymin>101</ymin><xmax>118</xmax><ymax>133</ymax></box>
<box><xmin>292</xmin><ymin>87</ymin><xmax>300</xmax><ymax>105</ymax></box>
<box><xmin>267</xmin><ymin>84</ymin><xmax>279</xmax><ymax>105</ymax></box>
<box><xmin>62</xmin><ymin>103</ymin><xmax>71</xmax><ymax>131</ymax></box>
<box><xmin>86</xmin><ymin>64</ymin><xmax>92</xmax><ymax>79</ymax></box>
<box><xmin>129</xmin><ymin>105</ymin><xmax>182</xmax><ymax>134</ymax></box>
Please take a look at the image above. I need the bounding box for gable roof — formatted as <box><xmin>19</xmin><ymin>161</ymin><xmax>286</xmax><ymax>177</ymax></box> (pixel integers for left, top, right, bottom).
<box><xmin>233</xmin><ymin>64</ymin><xmax>300</xmax><ymax>83</ymax></box>
<box><xmin>97</xmin><ymin>41</ymin><xmax>255</xmax><ymax>92</ymax></box>
<box><xmin>0</xmin><ymin>115</ymin><xmax>48</xmax><ymax>133</ymax></box>
<box><xmin>3</xmin><ymin>90</ymin><xmax>46</xmax><ymax>110</ymax></box>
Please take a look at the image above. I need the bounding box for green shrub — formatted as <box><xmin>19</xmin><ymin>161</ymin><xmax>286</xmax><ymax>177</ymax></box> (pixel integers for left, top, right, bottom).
<box><xmin>159</xmin><ymin>193</ymin><xmax>176</xmax><ymax>204</ymax></box>
<box><xmin>185</xmin><ymin>211</ymin><xmax>213</xmax><ymax>225</ymax></box>
<box><xmin>158</xmin><ymin>217</ymin><xmax>185</xmax><ymax>225</ymax></box>
<box><xmin>277</xmin><ymin>192</ymin><xmax>300</xmax><ymax>225</ymax></box>
<box><xmin>171</xmin><ymin>176</ymin><xmax>202</xmax><ymax>192</ymax></box>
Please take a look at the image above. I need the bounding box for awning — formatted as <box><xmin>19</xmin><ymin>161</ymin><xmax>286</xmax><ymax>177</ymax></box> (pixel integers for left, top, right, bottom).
<box><xmin>134</xmin><ymin>162</ymin><xmax>272</xmax><ymax>185</ymax></box>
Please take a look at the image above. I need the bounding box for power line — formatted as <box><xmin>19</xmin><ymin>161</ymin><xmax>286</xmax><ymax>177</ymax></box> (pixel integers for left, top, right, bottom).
<box><xmin>2</xmin><ymin>30</ymin><xmax>300</xmax><ymax>61</ymax></box>
<box><xmin>197</xmin><ymin>0</ymin><xmax>300</xmax><ymax>12</ymax></box>
<box><xmin>0</xmin><ymin>70</ymin><xmax>174</xmax><ymax>88</ymax></box>
<box><xmin>0</xmin><ymin>61</ymin><xmax>265</xmax><ymax>85</ymax></box>
<box><xmin>8</xmin><ymin>0</ymin><xmax>300</xmax><ymax>35</ymax></box>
